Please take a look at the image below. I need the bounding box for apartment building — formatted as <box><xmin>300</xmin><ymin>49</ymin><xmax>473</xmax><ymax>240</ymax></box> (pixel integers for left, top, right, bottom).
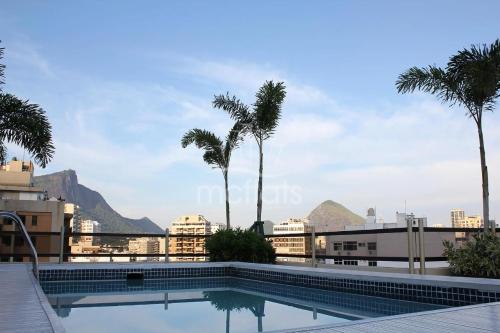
<box><xmin>451</xmin><ymin>209</ymin><xmax>482</xmax><ymax>243</ymax></box>
<box><xmin>0</xmin><ymin>160</ymin><xmax>71</xmax><ymax>263</ymax></box>
<box><xmin>169</xmin><ymin>215</ymin><xmax>211</xmax><ymax>262</ymax></box>
<box><xmin>210</xmin><ymin>222</ymin><xmax>226</xmax><ymax>234</ymax></box>
<box><xmin>68</xmin><ymin>219</ymin><xmax>101</xmax><ymax>261</ymax></box>
<box><xmin>327</xmin><ymin>209</ymin><xmax>443</xmax><ymax>267</ymax></box>
<box><xmin>345</xmin><ymin>209</ymin><xmax>428</xmax><ymax>231</ymax></box>
<box><xmin>272</xmin><ymin>218</ymin><xmax>313</xmax><ymax>263</ymax></box>
<box><xmin>129</xmin><ymin>237</ymin><xmax>160</xmax><ymax>262</ymax></box>
<box><xmin>80</xmin><ymin>220</ymin><xmax>101</xmax><ymax>246</ymax></box>
<box><xmin>65</xmin><ymin>203</ymin><xmax>81</xmax><ymax>245</ymax></box>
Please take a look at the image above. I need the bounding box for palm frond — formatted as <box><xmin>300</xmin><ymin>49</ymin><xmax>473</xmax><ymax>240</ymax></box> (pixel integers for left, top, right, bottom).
<box><xmin>448</xmin><ymin>39</ymin><xmax>500</xmax><ymax>112</ymax></box>
<box><xmin>0</xmin><ymin>40</ymin><xmax>5</xmax><ymax>92</ymax></box>
<box><xmin>396</xmin><ymin>66</ymin><xmax>449</xmax><ymax>95</ymax></box>
<box><xmin>181</xmin><ymin>128</ymin><xmax>224</xmax><ymax>169</ymax></box>
<box><xmin>0</xmin><ymin>41</ymin><xmax>5</xmax><ymax>90</ymax></box>
<box><xmin>0</xmin><ymin>93</ymin><xmax>55</xmax><ymax>167</ymax></box>
<box><xmin>224</xmin><ymin>121</ymin><xmax>244</xmax><ymax>162</ymax></box>
<box><xmin>213</xmin><ymin>93</ymin><xmax>251</xmax><ymax>123</ymax></box>
<box><xmin>397</xmin><ymin>39</ymin><xmax>500</xmax><ymax>117</ymax></box>
<box><xmin>253</xmin><ymin>80</ymin><xmax>286</xmax><ymax>139</ymax></box>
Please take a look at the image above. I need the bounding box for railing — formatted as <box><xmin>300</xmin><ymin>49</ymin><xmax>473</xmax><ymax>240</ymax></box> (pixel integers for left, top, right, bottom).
<box><xmin>0</xmin><ymin>211</ymin><xmax>39</xmax><ymax>279</ymax></box>
<box><xmin>0</xmin><ymin>224</ymin><xmax>497</xmax><ymax>275</ymax></box>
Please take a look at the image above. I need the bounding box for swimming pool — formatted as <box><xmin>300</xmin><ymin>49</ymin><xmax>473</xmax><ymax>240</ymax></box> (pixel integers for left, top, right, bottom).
<box><xmin>41</xmin><ymin>277</ymin><xmax>446</xmax><ymax>333</ymax></box>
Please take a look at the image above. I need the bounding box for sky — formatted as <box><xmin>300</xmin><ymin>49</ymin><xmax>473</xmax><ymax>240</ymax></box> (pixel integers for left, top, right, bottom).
<box><xmin>1</xmin><ymin>1</ymin><xmax>500</xmax><ymax>228</ymax></box>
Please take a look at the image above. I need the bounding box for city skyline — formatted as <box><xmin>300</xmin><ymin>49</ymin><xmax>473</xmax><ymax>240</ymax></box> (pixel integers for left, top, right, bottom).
<box><xmin>1</xmin><ymin>1</ymin><xmax>500</xmax><ymax>228</ymax></box>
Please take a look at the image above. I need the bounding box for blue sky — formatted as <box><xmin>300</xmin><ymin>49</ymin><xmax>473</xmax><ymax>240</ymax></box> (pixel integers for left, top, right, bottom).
<box><xmin>1</xmin><ymin>1</ymin><xmax>500</xmax><ymax>228</ymax></box>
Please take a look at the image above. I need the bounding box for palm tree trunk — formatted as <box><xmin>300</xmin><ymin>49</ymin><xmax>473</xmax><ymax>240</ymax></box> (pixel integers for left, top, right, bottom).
<box><xmin>224</xmin><ymin>170</ymin><xmax>230</xmax><ymax>229</ymax></box>
<box><xmin>257</xmin><ymin>142</ymin><xmax>263</xmax><ymax>222</ymax></box>
<box><xmin>477</xmin><ymin>120</ymin><xmax>490</xmax><ymax>232</ymax></box>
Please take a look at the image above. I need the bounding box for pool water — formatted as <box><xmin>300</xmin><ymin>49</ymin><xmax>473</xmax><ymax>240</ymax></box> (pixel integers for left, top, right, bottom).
<box><xmin>41</xmin><ymin>277</ymin><xmax>446</xmax><ymax>333</ymax></box>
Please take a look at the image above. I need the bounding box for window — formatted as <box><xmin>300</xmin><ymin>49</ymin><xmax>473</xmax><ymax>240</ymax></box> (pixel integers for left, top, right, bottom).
<box><xmin>14</xmin><ymin>236</ymin><xmax>24</xmax><ymax>247</ymax></box>
<box><xmin>343</xmin><ymin>241</ymin><xmax>357</xmax><ymax>251</ymax></box>
<box><xmin>2</xmin><ymin>217</ymin><xmax>12</xmax><ymax>225</ymax></box>
<box><xmin>368</xmin><ymin>261</ymin><xmax>377</xmax><ymax>267</ymax></box>
<box><xmin>1</xmin><ymin>236</ymin><xmax>11</xmax><ymax>246</ymax></box>
<box><xmin>31</xmin><ymin>216</ymin><xmax>38</xmax><ymax>226</ymax></box>
<box><xmin>358</xmin><ymin>242</ymin><xmax>366</xmax><ymax>247</ymax></box>
<box><xmin>30</xmin><ymin>236</ymin><xmax>37</xmax><ymax>247</ymax></box>
<box><xmin>333</xmin><ymin>241</ymin><xmax>342</xmax><ymax>251</ymax></box>
<box><xmin>19</xmin><ymin>215</ymin><xmax>26</xmax><ymax>225</ymax></box>
<box><xmin>344</xmin><ymin>260</ymin><xmax>358</xmax><ymax>266</ymax></box>
<box><xmin>368</xmin><ymin>242</ymin><xmax>377</xmax><ymax>251</ymax></box>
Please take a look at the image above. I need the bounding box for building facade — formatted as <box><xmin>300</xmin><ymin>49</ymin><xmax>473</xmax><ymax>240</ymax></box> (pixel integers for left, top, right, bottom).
<box><xmin>129</xmin><ymin>237</ymin><xmax>160</xmax><ymax>262</ymax></box>
<box><xmin>169</xmin><ymin>215</ymin><xmax>211</xmax><ymax>262</ymax></box>
<box><xmin>65</xmin><ymin>203</ymin><xmax>82</xmax><ymax>245</ymax></box>
<box><xmin>327</xmin><ymin>209</ymin><xmax>436</xmax><ymax>267</ymax></box>
<box><xmin>80</xmin><ymin>220</ymin><xmax>101</xmax><ymax>246</ymax></box>
<box><xmin>0</xmin><ymin>160</ymin><xmax>71</xmax><ymax>263</ymax></box>
<box><xmin>451</xmin><ymin>209</ymin><xmax>482</xmax><ymax>243</ymax></box>
<box><xmin>272</xmin><ymin>218</ymin><xmax>313</xmax><ymax>263</ymax></box>
<box><xmin>210</xmin><ymin>222</ymin><xmax>226</xmax><ymax>234</ymax></box>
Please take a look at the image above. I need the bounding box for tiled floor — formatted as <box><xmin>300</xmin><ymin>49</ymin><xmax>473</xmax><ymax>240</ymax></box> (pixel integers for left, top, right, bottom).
<box><xmin>274</xmin><ymin>301</ymin><xmax>500</xmax><ymax>332</ymax></box>
<box><xmin>0</xmin><ymin>265</ymin><xmax>65</xmax><ymax>333</ymax></box>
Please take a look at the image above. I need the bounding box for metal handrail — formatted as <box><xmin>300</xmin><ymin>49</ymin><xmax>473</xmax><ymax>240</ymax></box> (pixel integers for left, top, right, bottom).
<box><xmin>0</xmin><ymin>211</ymin><xmax>39</xmax><ymax>279</ymax></box>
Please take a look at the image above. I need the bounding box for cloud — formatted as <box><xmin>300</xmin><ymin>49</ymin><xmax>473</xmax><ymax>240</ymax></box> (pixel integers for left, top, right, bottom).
<box><xmin>6</xmin><ymin>39</ymin><xmax>56</xmax><ymax>78</ymax></box>
<box><xmin>172</xmin><ymin>56</ymin><xmax>336</xmax><ymax>110</ymax></box>
<box><xmin>5</xmin><ymin>45</ymin><xmax>499</xmax><ymax>227</ymax></box>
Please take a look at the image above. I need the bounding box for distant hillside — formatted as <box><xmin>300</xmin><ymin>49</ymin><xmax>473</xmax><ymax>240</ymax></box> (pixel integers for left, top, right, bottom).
<box><xmin>308</xmin><ymin>200</ymin><xmax>364</xmax><ymax>232</ymax></box>
<box><xmin>33</xmin><ymin>170</ymin><xmax>162</xmax><ymax>234</ymax></box>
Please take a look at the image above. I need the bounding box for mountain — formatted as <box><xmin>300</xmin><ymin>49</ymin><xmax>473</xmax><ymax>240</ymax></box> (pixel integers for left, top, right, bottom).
<box><xmin>33</xmin><ymin>170</ymin><xmax>163</xmax><ymax>234</ymax></box>
<box><xmin>307</xmin><ymin>200</ymin><xmax>365</xmax><ymax>232</ymax></box>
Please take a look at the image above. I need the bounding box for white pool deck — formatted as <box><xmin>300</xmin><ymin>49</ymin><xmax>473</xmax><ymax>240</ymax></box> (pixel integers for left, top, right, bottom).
<box><xmin>1</xmin><ymin>262</ymin><xmax>500</xmax><ymax>333</ymax></box>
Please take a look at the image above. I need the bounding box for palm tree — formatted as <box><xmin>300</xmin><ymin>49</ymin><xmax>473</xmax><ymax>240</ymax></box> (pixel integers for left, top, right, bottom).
<box><xmin>182</xmin><ymin>122</ymin><xmax>243</xmax><ymax>228</ymax></box>
<box><xmin>396</xmin><ymin>40</ymin><xmax>500</xmax><ymax>232</ymax></box>
<box><xmin>213</xmin><ymin>81</ymin><xmax>286</xmax><ymax>223</ymax></box>
<box><xmin>0</xmin><ymin>42</ymin><xmax>54</xmax><ymax>167</ymax></box>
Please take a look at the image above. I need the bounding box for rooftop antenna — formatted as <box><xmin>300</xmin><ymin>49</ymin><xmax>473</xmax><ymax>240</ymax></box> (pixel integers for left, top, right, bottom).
<box><xmin>404</xmin><ymin>200</ymin><xmax>407</xmax><ymax>215</ymax></box>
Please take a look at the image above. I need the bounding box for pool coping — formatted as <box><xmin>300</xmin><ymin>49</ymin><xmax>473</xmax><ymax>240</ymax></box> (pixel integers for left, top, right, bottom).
<box><xmin>4</xmin><ymin>262</ymin><xmax>500</xmax><ymax>333</ymax></box>
<box><xmin>28</xmin><ymin>265</ymin><xmax>67</xmax><ymax>333</ymax></box>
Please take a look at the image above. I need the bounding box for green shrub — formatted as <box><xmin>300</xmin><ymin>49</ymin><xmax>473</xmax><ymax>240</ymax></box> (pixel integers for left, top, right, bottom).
<box><xmin>205</xmin><ymin>228</ymin><xmax>276</xmax><ymax>263</ymax></box>
<box><xmin>444</xmin><ymin>233</ymin><xmax>500</xmax><ymax>278</ymax></box>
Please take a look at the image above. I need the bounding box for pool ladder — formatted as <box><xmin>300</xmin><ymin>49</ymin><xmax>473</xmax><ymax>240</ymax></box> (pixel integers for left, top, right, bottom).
<box><xmin>0</xmin><ymin>211</ymin><xmax>39</xmax><ymax>279</ymax></box>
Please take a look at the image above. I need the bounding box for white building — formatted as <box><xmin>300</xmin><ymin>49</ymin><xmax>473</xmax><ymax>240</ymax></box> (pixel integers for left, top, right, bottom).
<box><xmin>451</xmin><ymin>209</ymin><xmax>483</xmax><ymax>243</ymax></box>
<box><xmin>80</xmin><ymin>220</ymin><xmax>101</xmax><ymax>246</ymax></box>
<box><xmin>210</xmin><ymin>222</ymin><xmax>226</xmax><ymax>234</ymax></box>
<box><xmin>345</xmin><ymin>209</ymin><xmax>427</xmax><ymax>231</ymax></box>
<box><xmin>64</xmin><ymin>203</ymin><xmax>81</xmax><ymax>245</ymax></box>
<box><xmin>451</xmin><ymin>209</ymin><xmax>466</xmax><ymax>226</ymax></box>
